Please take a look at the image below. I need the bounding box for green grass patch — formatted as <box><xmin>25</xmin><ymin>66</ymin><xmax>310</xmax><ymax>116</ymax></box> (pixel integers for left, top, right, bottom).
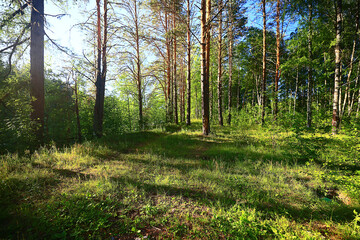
<box><xmin>1</xmin><ymin>122</ymin><xmax>360</xmax><ymax>239</ymax></box>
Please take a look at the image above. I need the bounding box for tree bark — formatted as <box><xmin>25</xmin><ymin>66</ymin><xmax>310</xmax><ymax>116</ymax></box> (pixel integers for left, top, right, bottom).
<box><xmin>30</xmin><ymin>0</ymin><xmax>45</xmax><ymax>144</ymax></box>
<box><xmin>186</xmin><ymin>0</ymin><xmax>191</xmax><ymax>125</ymax></box>
<box><xmin>261</xmin><ymin>0</ymin><xmax>266</xmax><ymax>125</ymax></box>
<box><xmin>173</xmin><ymin>10</ymin><xmax>178</xmax><ymax>125</ymax></box>
<box><xmin>93</xmin><ymin>0</ymin><xmax>107</xmax><ymax>138</ymax></box>
<box><xmin>134</xmin><ymin>0</ymin><xmax>143</xmax><ymax>129</ymax></box>
<box><xmin>74</xmin><ymin>74</ymin><xmax>82</xmax><ymax>142</ymax></box>
<box><xmin>165</xmin><ymin>12</ymin><xmax>172</xmax><ymax>122</ymax></box>
<box><xmin>332</xmin><ymin>0</ymin><xmax>342</xmax><ymax>134</ymax></box>
<box><xmin>217</xmin><ymin>0</ymin><xmax>223</xmax><ymax>126</ymax></box>
<box><xmin>227</xmin><ymin>0</ymin><xmax>233</xmax><ymax>125</ymax></box>
<box><xmin>201</xmin><ymin>0</ymin><xmax>210</xmax><ymax>135</ymax></box>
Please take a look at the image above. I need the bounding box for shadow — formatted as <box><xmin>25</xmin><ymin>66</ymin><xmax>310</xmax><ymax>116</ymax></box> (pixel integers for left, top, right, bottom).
<box><xmin>107</xmin><ymin>173</ymin><xmax>360</xmax><ymax>225</ymax></box>
<box><xmin>110</xmin><ymin>175</ymin><xmax>237</xmax><ymax>207</ymax></box>
<box><xmin>52</xmin><ymin>168</ymin><xmax>92</xmax><ymax>181</ymax></box>
<box><xmin>0</xmin><ymin>175</ymin><xmax>61</xmax><ymax>239</ymax></box>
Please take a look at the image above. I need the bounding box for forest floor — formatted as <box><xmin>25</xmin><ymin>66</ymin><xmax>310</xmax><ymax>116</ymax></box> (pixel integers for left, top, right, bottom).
<box><xmin>1</xmin><ymin>120</ymin><xmax>360</xmax><ymax>239</ymax></box>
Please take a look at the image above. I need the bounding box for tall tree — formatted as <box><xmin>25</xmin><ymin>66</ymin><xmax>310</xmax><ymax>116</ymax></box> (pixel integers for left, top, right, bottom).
<box><xmin>201</xmin><ymin>0</ymin><xmax>211</xmax><ymax>135</ymax></box>
<box><xmin>118</xmin><ymin>0</ymin><xmax>144</xmax><ymax>129</ymax></box>
<box><xmin>332</xmin><ymin>0</ymin><xmax>341</xmax><ymax>134</ymax></box>
<box><xmin>217</xmin><ymin>0</ymin><xmax>224</xmax><ymax>126</ymax></box>
<box><xmin>93</xmin><ymin>0</ymin><xmax>108</xmax><ymax>137</ymax></box>
<box><xmin>227</xmin><ymin>0</ymin><xmax>233</xmax><ymax>125</ymax></box>
<box><xmin>186</xmin><ymin>0</ymin><xmax>191</xmax><ymax>125</ymax></box>
<box><xmin>261</xmin><ymin>0</ymin><xmax>267</xmax><ymax>125</ymax></box>
<box><xmin>274</xmin><ymin>0</ymin><xmax>281</xmax><ymax>121</ymax></box>
<box><xmin>30</xmin><ymin>0</ymin><xmax>45</xmax><ymax>143</ymax></box>
<box><xmin>173</xmin><ymin>5</ymin><xmax>179</xmax><ymax>124</ymax></box>
<box><xmin>135</xmin><ymin>0</ymin><xmax>143</xmax><ymax>129</ymax></box>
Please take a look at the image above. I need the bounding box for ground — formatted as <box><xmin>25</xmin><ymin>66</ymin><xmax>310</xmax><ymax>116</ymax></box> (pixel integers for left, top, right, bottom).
<box><xmin>1</xmin><ymin>120</ymin><xmax>360</xmax><ymax>239</ymax></box>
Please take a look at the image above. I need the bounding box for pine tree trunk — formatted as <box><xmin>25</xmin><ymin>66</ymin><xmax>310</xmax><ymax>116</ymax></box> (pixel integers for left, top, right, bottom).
<box><xmin>186</xmin><ymin>0</ymin><xmax>191</xmax><ymax>125</ymax></box>
<box><xmin>74</xmin><ymin>75</ymin><xmax>82</xmax><ymax>142</ymax></box>
<box><xmin>201</xmin><ymin>0</ymin><xmax>210</xmax><ymax>135</ymax></box>
<box><xmin>217</xmin><ymin>0</ymin><xmax>223</xmax><ymax>126</ymax></box>
<box><xmin>332</xmin><ymin>0</ymin><xmax>342</xmax><ymax>134</ymax></box>
<box><xmin>93</xmin><ymin>0</ymin><xmax>105</xmax><ymax>138</ymax></box>
<box><xmin>165</xmin><ymin>12</ymin><xmax>172</xmax><ymax>123</ymax></box>
<box><xmin>30</xmin><ymin>0</ymin><xmax>45</xmax><ymax>144</ymax></box>
<box><xmin>227</xmin><ymin>0</ymin><xmax>233</xmax><ymax>125</ymax></box>
<box><xmin>173</xmin><ymin>9</ymin><xmax>178</xmax><ymax>125</ymax></box>
<box><xmin>261</xmin><ymin>0</ymin><xmax>266</xmax><ymax>125</ymax></box>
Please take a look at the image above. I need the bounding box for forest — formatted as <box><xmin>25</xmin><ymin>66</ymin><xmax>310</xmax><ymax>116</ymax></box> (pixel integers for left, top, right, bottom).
<box><xmin>1</xmin><ymin>0</ymin><xmax>360</xmax><ymax>239</ymax></box>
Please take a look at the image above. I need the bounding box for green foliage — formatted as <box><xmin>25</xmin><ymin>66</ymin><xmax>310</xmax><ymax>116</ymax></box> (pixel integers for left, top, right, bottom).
<box><xmin>0</xmin><ymin>67</ymin><xmax>35</xmax><ymax>153</ymax></box>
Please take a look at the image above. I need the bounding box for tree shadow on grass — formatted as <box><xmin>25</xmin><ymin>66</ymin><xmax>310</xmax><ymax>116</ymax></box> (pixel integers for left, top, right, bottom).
<box><xmin>0</xmin><ymin>175</ymin><xmax>61</xmax><ymax>239</ymax></box>
<box><xmin>109</xmin><ymin>174</ymin><xmax>360</xmax><ymax>225</ymax></box>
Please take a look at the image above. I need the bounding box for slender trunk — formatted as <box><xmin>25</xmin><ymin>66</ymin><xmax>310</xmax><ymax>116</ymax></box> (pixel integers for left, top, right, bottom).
<box><xmin>217</xmin><ymin>0</ymin><xmax>223</xmax><ymax>126</ymax></box>
<box><xmin>165</xmin><ymin>12</ymin><xmax>172</xmax><ymax>122</ymax></box>
<box><xmin>30</xmin><ymin>0</ymin><xmax>45</xmax><ymax>144</ymax></box>
<box><xmin>173</xmin><ymin>11</ymin><xmax>178</xmax><ymax>125</ymax></box>
<box><xmin>345</xmin><ymin>5</ymin><xmax>359</xmax><ymax>117</ymax></box>
<box><xmin>274</xmin><ymin>0</ymin><xmax>281</xmax><ymax>121</ymax></box>
<box><xmin>307</xmin><ymin>2</ymin><xmax>313</xmax><ymax>128</ymax></box>
<box><xmin>201</xmin><ymin>0</ymin><xmax>210</xmax><ymax>135</ymax></box>
<box><xmin>93</xmin><ymin>0</ymin><xmax>105</xmax><ymax>138</ymax></box>
<box><xmin>127</xmin><ymin>94</ymin><xmax>132</xmax><ymax>131</ymax></box>
<box><xmin>182</xmin><ymin>65</ymin><xmax>186</xmax><ymax>122</ymax></box>
<box><xmin>134</xmin><ymin>0</ymin><xmax>143</xmax><ymax>129</ymax></box>
<box><xmin>186</xmin><ymin>0</ymin><xmax>191</xmax><ymax>125</ymax></box>
<box><xmin>261</xmin><ymin>0</ymin><xmax>267</xmax><ymax>125</ymax></box>
<box><xmin>209</xmin><ymin>71</ymin><xmax>212</xmax><ymax>120</ymax></box>
<box><xmin>256</xmin><ymin>74</ymin><xmax>261</xmax><ymax>106</ymax></box>
<box><xmin>195</xmin><ymin>84</ymin><xmax>199</xmax><ymax>118</ymax></box>
<box><xmin>227</xmin><ymin>0</ymin><xmax>233</xmax><ymax>125</ymax></box>
<box><xmin>74</xmin><ymin>75</ymin><xmax>82</xmax><ymax>142</ymax></box>
<box><xmin>332</xmin><ymin>0</ymin><xmax>342</xmax><ymax>134</ymax></box>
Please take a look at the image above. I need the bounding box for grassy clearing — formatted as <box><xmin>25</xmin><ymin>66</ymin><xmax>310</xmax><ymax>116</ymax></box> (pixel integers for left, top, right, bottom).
<box><xmin>1</xmin><ymin>120</ymin><xmax>360</xmax><ymax>239</ymax></box>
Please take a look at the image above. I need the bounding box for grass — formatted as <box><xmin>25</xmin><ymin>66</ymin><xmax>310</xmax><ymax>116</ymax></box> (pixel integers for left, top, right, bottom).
<box><xmin>1</xmin><ymin>120</ymin><xmax>360</xmax><ymax>239</ymax></box>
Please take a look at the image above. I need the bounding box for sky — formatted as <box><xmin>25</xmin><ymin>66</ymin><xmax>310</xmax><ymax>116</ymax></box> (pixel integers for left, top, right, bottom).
<box><xmin>45</xmin><ymin>1</ymin><xmax>93</xmax><ymax>71</ymax></box>
<box><xmin>43</xmin><ymin>0</ymin><xmax>299</xmax><ymax>79</ymax></box>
